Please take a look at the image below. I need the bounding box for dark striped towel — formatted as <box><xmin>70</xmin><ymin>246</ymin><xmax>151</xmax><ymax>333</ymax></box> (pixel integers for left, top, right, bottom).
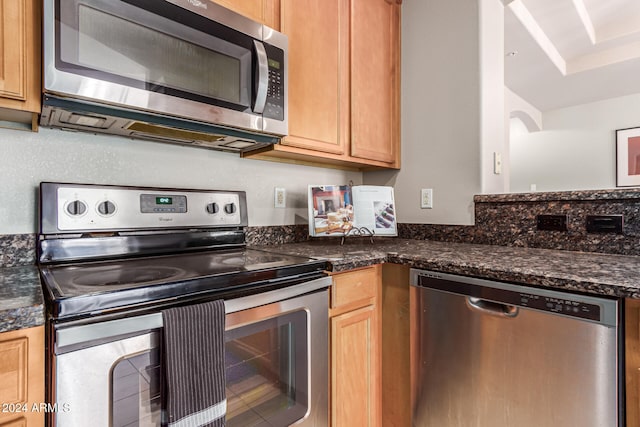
<box><xmin>162</xmin><ymin>300</ymin><xmax>226</xmax><ymax>427</ymax></box>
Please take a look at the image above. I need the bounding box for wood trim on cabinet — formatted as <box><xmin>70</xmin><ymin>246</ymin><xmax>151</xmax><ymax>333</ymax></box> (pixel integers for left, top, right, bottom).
<box><xmin>243</xmin><ymin>143</ymin><xmax>398</xmax><ymax>171</ymax></box>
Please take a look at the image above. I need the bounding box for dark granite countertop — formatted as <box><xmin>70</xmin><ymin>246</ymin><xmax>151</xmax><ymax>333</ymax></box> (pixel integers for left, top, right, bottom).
<box><xmin>4</xmin><ymin>237</ymin><xmax>640</xmax><ymax>333</ymax></box>
<box><xmin>0</xmin><ymin>265</ymin><xmax>45</xmax><ymax>333</ymax></box>
<box><xmin>251</xmin><ymin>238</ymin><xmax>640</xmax><ymax>299</ymax></box>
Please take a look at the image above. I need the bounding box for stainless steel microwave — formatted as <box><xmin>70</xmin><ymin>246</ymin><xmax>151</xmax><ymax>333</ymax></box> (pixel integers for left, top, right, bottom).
<box><xmin>41</xmin><ymin>0</ymin><xmax>288</xmax><ymax>152</ymax></box>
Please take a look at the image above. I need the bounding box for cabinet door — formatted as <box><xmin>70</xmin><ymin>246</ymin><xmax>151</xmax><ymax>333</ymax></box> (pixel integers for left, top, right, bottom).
<box><xmin>0</xmin><ymin>326</ymin><xmax>44</xmax><ymax>427</ymax></box>
<box><xmin>350</xmin><ymin>0</ymin><xmax>400</xmax><ymax>164</ymax></box>
<box><xmin>626</xmin><ymin>299</ymin><xmax>640</xmax><ymax>427</ymax></box>
<box><xmin>0</xmin><ymin>0</ymin><xmax>40</xmax><ymax>113</ymax></box>
<box><xmin>331</xmin><ymin>305</ymin><xmax>381</xmax><ymax>427</ymax></box>
<box><xmin>280</xmin><ymin>0</ymin><xmax>349</xmax><ymax>155</ymax></box>
<box><xmin>210</xmin><ymin>0</ymin><xmax>280</xmax><ymax>29</ymax></box>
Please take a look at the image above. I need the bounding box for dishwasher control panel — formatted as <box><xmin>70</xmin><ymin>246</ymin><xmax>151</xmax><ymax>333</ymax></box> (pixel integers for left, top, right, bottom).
<box><xmin>410</xmin><ymin>269</ymin><xmax>617</xmax><ymax>326</ymax></box>
<box><xmin>518</xmin><ymin>293</ymin><xmax>600</xmax><ymax>322</ymax></box>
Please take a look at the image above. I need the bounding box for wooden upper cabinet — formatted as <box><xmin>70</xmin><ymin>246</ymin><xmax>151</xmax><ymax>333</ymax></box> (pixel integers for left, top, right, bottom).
<box><xmin>0</xmin><ymin>0</ymin><xmax>41</xmax><ymax>120</ymax></box>
<box><xmin>210</xmin><ymin>0</ymin><xmax>280</xmax><ymax>29</ymax></box>
<box><xmin>280</xmin><ymin>0</ymin><xmax>349</xmax><ymax>155</ymax></box>
<box><xmin>244</xmin><ymin>0</ymin><xmax>401</xmax><ymax>170</ymax></box>
<box><xmin>350</xmin><ymin>0</ymin><xmax>400</xmax><ymax>164</ymax></box>
<box><xmin>0</xmin><ymin>1</ymin><xmax>27</xmax><ymax>103</ymax></box>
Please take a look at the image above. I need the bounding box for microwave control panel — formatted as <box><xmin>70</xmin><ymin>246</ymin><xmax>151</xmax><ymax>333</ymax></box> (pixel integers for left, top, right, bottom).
<box><xmin>264</xmin><ymin>44</ymin><xmax>285</xmax><ymax>121</ymax></box>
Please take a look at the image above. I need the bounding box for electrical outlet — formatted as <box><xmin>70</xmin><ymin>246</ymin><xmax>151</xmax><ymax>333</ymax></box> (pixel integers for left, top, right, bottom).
<box><xmin>274</xmin><ymin>187</ymin><xmax>286</xmax><ymax>208</ymax></box>
<box><xmin>421</xmin><ymin>189</ymin><xmax>433</xmax><ymax>209</ymax></box>
<box><xmin>537</xmin><ymin>214</ymin><xmax>567</xmax><ymax>231</ymax></box>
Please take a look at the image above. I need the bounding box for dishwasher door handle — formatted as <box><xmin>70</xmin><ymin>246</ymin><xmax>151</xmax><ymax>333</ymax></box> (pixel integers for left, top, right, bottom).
<box><xmin>466</xmin><ymin>297</ymin><xmax>519</xmax><ymax>318</ymax></box>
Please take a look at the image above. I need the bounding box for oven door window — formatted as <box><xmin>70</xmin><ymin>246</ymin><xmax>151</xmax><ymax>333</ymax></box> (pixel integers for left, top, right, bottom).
<box><xmin>112</xmin><ymin>348</ymin><xmax>162</xmax><ymax>426</ymax></box>
<box><xmin>56</xmin><ymin>0</ymin><xmax>253</xmax><ymax>110</ymax></box>
<box><xmin>106</xmin><ymin>310</ymin><xmax>309</xmax><ymax>427</ymax></box>
<box><xmin>226</xmin><ymin>309</ymin><xmax>309</xmax><ymax>427</ymax></box>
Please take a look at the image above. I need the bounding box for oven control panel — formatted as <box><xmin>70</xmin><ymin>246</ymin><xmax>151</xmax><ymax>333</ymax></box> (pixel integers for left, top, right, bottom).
<box><xmin>41</xmin><ymin>183</ymin><xmax>248</xmax><ymax>232</ymax></box>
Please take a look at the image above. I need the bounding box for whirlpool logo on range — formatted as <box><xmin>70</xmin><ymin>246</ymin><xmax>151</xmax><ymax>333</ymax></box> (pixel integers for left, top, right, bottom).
<box><xmin>159</xmin><ymin>217</ymin><xmax>174</xmax><ymax>222</ymax></box>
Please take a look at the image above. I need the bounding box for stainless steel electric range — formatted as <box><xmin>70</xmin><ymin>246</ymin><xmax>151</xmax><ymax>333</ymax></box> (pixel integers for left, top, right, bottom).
<box><xmin>37</xmin><ymin>182</ymin><xmax>330</xmax><ymax>427</ymax></box>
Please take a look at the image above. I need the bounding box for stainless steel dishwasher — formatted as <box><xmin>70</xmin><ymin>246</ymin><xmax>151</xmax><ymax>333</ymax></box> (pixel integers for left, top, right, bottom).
<box><xmin>410</xmin><ymin>268</ymin><xmax>622</xmax><ymax>427</ymax></box>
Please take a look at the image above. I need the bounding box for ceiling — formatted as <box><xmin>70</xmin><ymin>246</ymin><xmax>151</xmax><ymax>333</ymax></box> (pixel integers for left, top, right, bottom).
<box><xmin>504</xmin><ymin>0</ymin><xmax>640</xmax><ymax>112</ymax></box>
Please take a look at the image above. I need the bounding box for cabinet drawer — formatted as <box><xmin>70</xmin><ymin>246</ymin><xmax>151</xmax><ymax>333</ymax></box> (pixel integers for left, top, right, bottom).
<box><xmin>331</xmin><ymin>267</ymin><xmax>378</xmax><ymax>309</ymax></box>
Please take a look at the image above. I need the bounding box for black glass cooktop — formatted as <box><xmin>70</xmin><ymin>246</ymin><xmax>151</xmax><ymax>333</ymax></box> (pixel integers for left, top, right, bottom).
<box><xmin>40</xmin><ymin>249</ymin><xmax>327</xmax><ymax>320</ymax></box>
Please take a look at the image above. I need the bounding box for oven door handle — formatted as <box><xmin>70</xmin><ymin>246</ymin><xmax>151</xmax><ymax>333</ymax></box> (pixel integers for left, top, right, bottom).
<box><xmin>56</xmin><ymin>275</ymin><xmax>332</xmax><ymax>351</ymax></box>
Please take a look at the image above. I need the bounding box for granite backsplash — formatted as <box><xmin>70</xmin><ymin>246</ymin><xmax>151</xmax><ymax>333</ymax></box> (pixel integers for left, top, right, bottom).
<box><xmin>400</xmin><ymin>188</ymin><xmax>640</xmax><ymax>256</ymax></box>
<box><xmin>3</xmin><ymin>188</ymin><xmax>640</xmax><ymax>267</ymax></box>
<box><xmin>0</xmin><ymin>234</ymin><xmax>36</xmax><ymax>268</ymax></box>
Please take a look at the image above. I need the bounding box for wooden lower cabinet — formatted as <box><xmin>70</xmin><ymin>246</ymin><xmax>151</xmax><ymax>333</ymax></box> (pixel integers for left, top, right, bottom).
<box><xmin>626</xmin><ymin>299</ymin><xmax>640</xmax><ymax>426</ymax></box>
<box><xmin>331</xmin><ymin>305</ymin><xmax>379</xmax><ymax>426</ymax></box>
<box><xmin>0</xmin><ymin>326</ymin><xmax>44</xmax><ymax>427</ymax></box>
<box><xmin>381</xmin><ymin>264</ymin><xmax>410</xmax><ymax>427</ymax></box>
<box><xmin>330</xmin><ymin>265</ymin><xmax>381</xmax><ymax>427</ymax></box>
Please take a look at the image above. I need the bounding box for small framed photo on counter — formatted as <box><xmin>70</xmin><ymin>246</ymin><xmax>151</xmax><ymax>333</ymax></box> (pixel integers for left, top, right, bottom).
<box><xmin>616</xmin><ymin>127</ymin><xmax>640</xmax><ymax>187</ymax></box>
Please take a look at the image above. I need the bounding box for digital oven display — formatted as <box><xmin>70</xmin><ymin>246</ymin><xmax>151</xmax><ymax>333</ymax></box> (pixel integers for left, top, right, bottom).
<box><xmin>140</xmin><ymin>194</ymin><xmax>187</xmax><ymax>213</ymax></box>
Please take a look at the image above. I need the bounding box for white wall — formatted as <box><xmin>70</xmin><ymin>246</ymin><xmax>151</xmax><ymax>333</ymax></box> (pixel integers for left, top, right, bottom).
<box><xmin>479</xmin><ymin>0</ymin><xmax>508</xmax><ymax>195</ymax></box>
<box><xmin>506</xmin><ymin>87</ymin><xmax>542</xmax><ymax>132</ymax></box>
<box><xmin>510</xmin><ymin>92</ymin><xmax>640</xmax><ymax>192</ymax></box>
<box><xmin>366</xmin><ymin>0</ymin><xmax>506</xmax><ymax>225</ymax></box>
<box><xmin>0</xmin><ymin>127</ymin><xmax>361</xmax><ymax>234</ymax></box>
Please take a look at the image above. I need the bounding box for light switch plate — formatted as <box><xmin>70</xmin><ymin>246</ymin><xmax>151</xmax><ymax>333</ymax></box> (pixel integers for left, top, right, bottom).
<box><xmin>494</xmin><ymin>152</ymin><xmax>502</xmax><ymax>175</ymax></box>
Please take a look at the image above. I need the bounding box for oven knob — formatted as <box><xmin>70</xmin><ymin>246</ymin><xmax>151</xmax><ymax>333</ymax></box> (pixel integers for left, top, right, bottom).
<box><xmin>224</xmin><ymin>203</ymin><xmax>236</xmax><ymax>214</ymax></box>
<box><xmin>206</xmin><ymin>202</ymin><xmax>219</xmax><ymax>214</ymax></box>
<box><xmin>97</xmin><ymin>200</ymin><xmax>116</xmax><ymax>216</ymax></box>
<box><xmin>66</xmin><ymin>200</ymin><xmax>87</xmax><ymax>216</ymax></box>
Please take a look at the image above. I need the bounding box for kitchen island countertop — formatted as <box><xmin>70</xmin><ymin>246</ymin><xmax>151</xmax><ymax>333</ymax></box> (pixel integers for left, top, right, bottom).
<box><xmin>251</xmin><ymin>238</ymin><xmax>640</xmax><ymax>299</ymax></box>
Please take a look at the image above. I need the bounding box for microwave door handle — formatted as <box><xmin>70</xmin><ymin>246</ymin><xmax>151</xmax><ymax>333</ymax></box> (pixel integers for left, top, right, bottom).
<box><xmin>253</xmin><ymin>40</ymin><xmax>269</xmax><ymax>114</ymax></box>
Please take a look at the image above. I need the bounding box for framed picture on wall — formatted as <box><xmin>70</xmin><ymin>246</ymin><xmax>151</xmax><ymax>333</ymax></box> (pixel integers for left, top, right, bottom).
<box><xmin>616</xmin><ymin>127</ymin><xmax>640</xmax><ymax>187</ymax></box>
